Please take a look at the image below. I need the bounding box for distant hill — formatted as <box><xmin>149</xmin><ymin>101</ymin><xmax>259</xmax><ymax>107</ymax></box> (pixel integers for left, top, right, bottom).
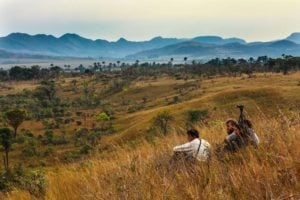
<box><xmin>0</xmin><ymin>49</ymin><xmax>60</xmax><ymax>59</ymax></box>
<box><xmin>0</xmin><ymin>33</ymin><xmax>246</xmax><ymax>58</ymax></box>
<box><xmin>191</xmin><ymin>36</ymin><xmax>246</xmax><ymax>45</ymax></box>
<box><xmin>128</xmin><ymin>39</ymin><xmax>300</xmax><ymax>59</ymax></box>
<box><xmin>0</xmin><ymin>33</ymin><xmax>186</xmax><ymax>58</ymax></box>
<box><xmin>287</xmin><ymin>32</ymin><xmax>300</xmax><ymax>44</ymax></box>
<box><xmin>0</xmin><ymin>32</ymin><xmax>300</xmax><ymax>59</ymax></box>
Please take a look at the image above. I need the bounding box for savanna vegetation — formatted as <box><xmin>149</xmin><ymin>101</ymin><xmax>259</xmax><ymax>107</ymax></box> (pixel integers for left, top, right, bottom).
<box><xmin>0</xmin><ymin>55</ymin><xmax>299</xmax><ymax>199</ymax></box>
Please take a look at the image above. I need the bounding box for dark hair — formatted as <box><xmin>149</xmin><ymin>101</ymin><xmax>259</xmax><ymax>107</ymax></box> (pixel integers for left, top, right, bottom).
<box><xmin>226</xmin><ymin>119</ymin><xmax>241</xmax><ymax>130</ymax></box>
<box><xmin>187</xmin><ymin>129</ymin><xmax>199</xmax><ymax>138</ymax></box>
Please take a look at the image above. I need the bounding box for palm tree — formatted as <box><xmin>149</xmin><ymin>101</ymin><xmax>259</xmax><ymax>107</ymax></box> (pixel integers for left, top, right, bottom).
<box><xmin>184</xmin><ymin>57</ymin><xmax>188</xmax><ymax>65</ymax></box>
<box><xmin>135</xmin><ymin>60</ymin><xmax>140</xmax><ymax>67</ymax></box>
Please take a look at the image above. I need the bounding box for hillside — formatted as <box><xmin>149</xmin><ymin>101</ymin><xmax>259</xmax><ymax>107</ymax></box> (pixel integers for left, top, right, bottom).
<box><xmin>0</xmin><ymin>33</ymin><xmax>247</xmax><ymax>58</ymax></box>
<box><xmin>0</xmin><ymin>71</ymin><xmax>299</xmax><ymax>199</ymax></box>
<box><xmin>129</xmin><ymin>40</ymin><xmax>300</xmax><ymax>59</ymax></box>
<box><xmin>1</xmin><ymin>32</ymin><xmax>300</xmax><ymax>59</ymax></box>
<box><xmin>287</xmin><ymin>32</ymin><xmax>300</xmax><ymax>44</ymax></box>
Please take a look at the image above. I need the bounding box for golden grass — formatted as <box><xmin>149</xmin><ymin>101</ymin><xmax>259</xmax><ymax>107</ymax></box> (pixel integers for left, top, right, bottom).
<box><xmin>42</xmin><ymin>114</ymin><xmax>300</xmax><ymax>199</ymax></box>
<box><xmin>2</xmin><ymin>72</ymin><xmax>300</xmax><ymax>199</ymax></box>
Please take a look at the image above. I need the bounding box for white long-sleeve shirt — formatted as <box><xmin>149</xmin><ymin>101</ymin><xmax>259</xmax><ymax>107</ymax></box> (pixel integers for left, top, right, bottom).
<box><xmin>173</xmin><ymin>138</ymin><xmax>211</xmax><ymax>162</ymax></box>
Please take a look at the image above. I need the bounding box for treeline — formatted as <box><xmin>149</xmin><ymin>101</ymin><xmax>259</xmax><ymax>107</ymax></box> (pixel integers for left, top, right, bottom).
<box><xmin>0</xmin><ymin>65</ymin><xmax>62</xmax><ymax>81</ymax></box>
<box><xmin>1</xmin><ymin>55</ymin><xmax>300</xmax><ymax>81</ymax></box>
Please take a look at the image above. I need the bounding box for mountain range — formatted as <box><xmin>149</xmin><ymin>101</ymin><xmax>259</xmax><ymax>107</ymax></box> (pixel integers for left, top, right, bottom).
<box><xmin>0</xmin><ymin>32</ymin><xmax>300</xmax><ymax>60</ymax></box>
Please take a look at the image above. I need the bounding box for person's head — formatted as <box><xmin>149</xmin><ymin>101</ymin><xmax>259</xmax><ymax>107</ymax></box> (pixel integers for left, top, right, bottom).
<box><xmin>226</xmin><ymin>119</ymin><xmax>240</xmax><ymax>134</ymax></box>
<box><xmin>187</xmin><ymin>129</ymin><xmax>199</xmax><ymax>141</ymax></box>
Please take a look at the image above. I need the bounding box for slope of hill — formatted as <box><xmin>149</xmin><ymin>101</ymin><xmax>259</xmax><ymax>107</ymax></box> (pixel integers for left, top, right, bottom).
<box><xmin>2</xmin><ymin>72</ymin><xmax>299</xmax><ymax>199</ymax></box>
<box><xmin>0</xmin><ymin>49</ymin><xmax>62</xmax><ymax>59</ymax></box>
<box><xmin>191</xmin><ymin>35</ymin><xmax>246</xmax><ymax>44</ymax></box>
<box><xmin>129</xmin><ymin>40</ymin><xmax>300</xmax><ymax>59</ymax></box>
<box><xmin>287</xmin><ymin>32</ymin><xmax>300</xmax><ymax>44</ymax></box>
<box><xmin>1</xmin><ymin>32</ymin><xmax>300</xmax><ymax>59</ymax></box>
<box><xmin>0</xmin><ymin>33</ymin><xmax>246</xmax><ymax>58</ymax></box>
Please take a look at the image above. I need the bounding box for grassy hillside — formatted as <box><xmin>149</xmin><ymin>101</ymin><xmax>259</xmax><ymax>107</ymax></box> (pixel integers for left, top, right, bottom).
<box><xmin>1</xmin><ymin>72</ymin><xmax>300</xmax><ymax>199</ymax></box>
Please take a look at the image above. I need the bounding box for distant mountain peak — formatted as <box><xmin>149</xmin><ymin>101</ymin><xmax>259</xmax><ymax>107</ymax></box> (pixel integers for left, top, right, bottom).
<box><xmin>191</xmin><ymin>35</ymin><xmax>246</xmax><ymax>45</ymax></box>
<box><xmin>150</xmin><ymin>36</ymin><xmax>163</xmax><ymax>41</ymax></box>
<box><xmin>0</xmin><ymin>32</ymin><xmax>299</xmax><ymax>59</ymax></box>
<box><xmin>6</xmin><ymin>32</ymin><xmax>31</xmax><ymax>38</ymax></box>
<box><xmin>287</xmin><ymin>32</ymin><xmax>300</xmax><ymax>44</ymax></box>
<box><xmin>59</xmin><ymin>33</ymin><xmax>84</xmax><ymax>39</ymax></box>
<box><xmin>117</xmin><ymin>37</ymin><xmax>129</xmax><ymax>43</ymax></box>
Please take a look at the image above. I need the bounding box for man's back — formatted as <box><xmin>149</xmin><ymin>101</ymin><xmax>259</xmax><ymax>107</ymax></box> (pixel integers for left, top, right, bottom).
<box><xmin>173</xmin><ymin>138</ymin><xmax>211</xmax><ymax>162</ymax></box>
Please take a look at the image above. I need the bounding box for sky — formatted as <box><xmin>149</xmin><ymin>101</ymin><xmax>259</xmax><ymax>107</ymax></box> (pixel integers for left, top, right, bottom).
<box><xmin>0</xmin><ymin>0</ymin><xmax>300</xmax><ymax>42</ymax></box>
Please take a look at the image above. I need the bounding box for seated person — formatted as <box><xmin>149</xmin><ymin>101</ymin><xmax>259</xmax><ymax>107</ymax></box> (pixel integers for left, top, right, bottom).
<box><xmin>173</xmin><ymin>129</ymin><xmax>211</xmax><ymax>162</ymax></box>
<box><xmin>224</xmin><ymin>119</ymin><xmax>260</xmax><ymax>152</ymax></box>
<box><xmin>224</xmin><ymin>119</ymin><xmax>246</xmax><ymax>151</ymax></box>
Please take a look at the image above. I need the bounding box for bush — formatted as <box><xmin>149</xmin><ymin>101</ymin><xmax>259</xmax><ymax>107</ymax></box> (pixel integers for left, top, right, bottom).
<box><xmin>62</xmin><ymin>151</ymin><xmax>81</xmax><ymax>162</ymax></box>
<box><xmin>187</xmin><ymin>109</ymin><xmax>209</xmax><ymax>124</ymax></box>
<box><xmin>22</xmin><ymin>137</ymin><xmax>38</xmax><ymax>157</ymax></box>
<box><xmin>72</xmin><ymin>128</ymin><xmax>89</xmax><ymax>146</ymax></box>
<box><xmin>79</xmin><ymin>144</ymin><xmax>93</xmax><ymax>155</ymax></box>
<box><xmin>43</xmin><ymin>146</ymin><xmax>54</xmax><ymax>156</ymax></box>
<box><xmin>152</xmin><ymin>110</ymin><xmax>174</xmax><ymax>135</ymax></box>
<box><xmin>42</xmin><ymin>129</ymin><xmax>54</xmax><ymax>145</ymax></box>
<box><xmin>19</xmin><ymin>170</ymin><xmax>46</xmax><ymax>197</ymax></box>
<box><xmin>0</xmin><ymin>168</ymin><xmax>46</xmax><ymax>198</ymax></box>
<box><xmin>145</xmin><ymin>127</ymin><xmax>157</xmax><ymax>144</ymax></box>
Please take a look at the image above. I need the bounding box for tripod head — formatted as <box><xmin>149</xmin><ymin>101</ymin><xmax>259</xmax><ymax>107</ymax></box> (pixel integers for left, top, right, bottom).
<box><xmin>237</xmin><ymin>105</ymin><xmax>244</xmax><ymax>113</ymax></box>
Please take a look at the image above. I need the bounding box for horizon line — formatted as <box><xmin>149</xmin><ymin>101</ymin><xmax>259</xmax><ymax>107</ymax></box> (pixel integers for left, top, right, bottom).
<box><xmin>1</xmin><ymin>31</ymin><xmax>299</xmax><ymax>43</ymax></box>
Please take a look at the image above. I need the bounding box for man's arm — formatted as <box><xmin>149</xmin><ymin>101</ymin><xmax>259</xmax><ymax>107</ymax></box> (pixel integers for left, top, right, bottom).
<box><xmin>173</xmin><ymin>142</ymin><xmax>193</xmax><ymax>153</ymax></box>
<box><xmin>225</xmin><ymin>132</ymin><xmax>237</xmax><ymax>143</ymax></box>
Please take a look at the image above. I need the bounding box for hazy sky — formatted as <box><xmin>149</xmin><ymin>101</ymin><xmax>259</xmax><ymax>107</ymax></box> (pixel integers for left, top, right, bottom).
<box><xmin>0</xmin><ymin>0</ymin><xmax>300</xmax><ymax>42</ymax></box>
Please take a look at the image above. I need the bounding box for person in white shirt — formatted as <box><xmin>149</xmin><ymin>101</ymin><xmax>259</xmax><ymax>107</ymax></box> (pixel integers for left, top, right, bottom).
<box><xmin>173</xmin><ymin>129</ymin><xmax>211</xmax><ymax>162</ymax></box>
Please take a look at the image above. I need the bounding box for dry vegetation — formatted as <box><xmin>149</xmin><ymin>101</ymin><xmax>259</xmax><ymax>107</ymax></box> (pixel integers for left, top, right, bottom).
<box><xmin>1</xmin><ymin>72</ymin><xmax>300</xmax><ymax>199</ymax></box>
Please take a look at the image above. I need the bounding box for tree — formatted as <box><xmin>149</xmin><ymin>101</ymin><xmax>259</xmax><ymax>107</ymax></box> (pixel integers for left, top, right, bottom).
<box><xmin>184</xmin><ymin>57</ymin><xmax>188</xmax><ymax>65</ymax></box>
<box><xmin>169</xmin><ymin>58</ymin><xmax>174</xmax><ymax>67</ymax></box>
<box><xmin>35</xmin><ymin>80</ymin><xmax>56</xmax><ymax>102</ymax></box>
<box><xmin>0</xmin><ymin>128</ymin><xmax>13</xmax><ymax>170</ymax></box>
<box><xmin>152</xmin><ymin>110</ymin><xmax>174</xmax><ymax>135</ymax></box>
<box><xmin>5</xmin><ymin>109</ymin><xmax>26</xmax><ymax>137</ymax></box>
<box><xmin>96</xmin><ymin>112</ymin><xmax>110</xmax><ymax>130</ymax></box>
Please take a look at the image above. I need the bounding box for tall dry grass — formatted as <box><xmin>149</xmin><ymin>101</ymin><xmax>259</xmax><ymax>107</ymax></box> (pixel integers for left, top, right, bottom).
<box><xmin>6</xmin><ymin>109</ymin><xmax>296</xmax><ymax>200</ymax></box>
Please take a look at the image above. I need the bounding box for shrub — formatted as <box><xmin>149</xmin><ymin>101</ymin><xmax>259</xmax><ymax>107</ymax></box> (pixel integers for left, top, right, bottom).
<box><xmin>0</xmin><ymin>168</ymin><xmax>46</xmax><ymax>198</ymax></box>
<box><xmin>22</xmin><ymin>137</ymin><xmax>38</xmax><ymax>157</ymax></box>
<box><xmin>152</xmin><ymin>110</ymin><xmax>174</xmax><ymax>135</ymax></box>
<box><xmin>43</xmin><ymin>146</ymin><xmax>54</xmax><ymax>156</ymax></box>
<box><xmin>145</xmin><ymin>127</ymin><xmax>157</xmax><ymax>144</ymax></box>
<box><xmin>42</xmin><ymin>129</ymin><xmax>54</xmax><ymax>145</ymax></box>
<box><xmin>19</xmin><ymin>170</ymin><xmax>46</xmax><ymax>197</ymax></box>
<box><xmin>62</xmin><ymin>151</ymin><xmax>81</xmax><ymax>162</ymax></box>
<box><xmin>72</xmin><ymin>128</ymin><xmax>89</xmax><ymax>146</ymax></box>
<box><xmin>187</xmin><ymin>109</ymin><xmax>209</xmax><ymax>124</ymax></box>
<box><xmin>79</xmin><ymin>144</ymin><xmax>93</xmax><ymax>155</ymax></box>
